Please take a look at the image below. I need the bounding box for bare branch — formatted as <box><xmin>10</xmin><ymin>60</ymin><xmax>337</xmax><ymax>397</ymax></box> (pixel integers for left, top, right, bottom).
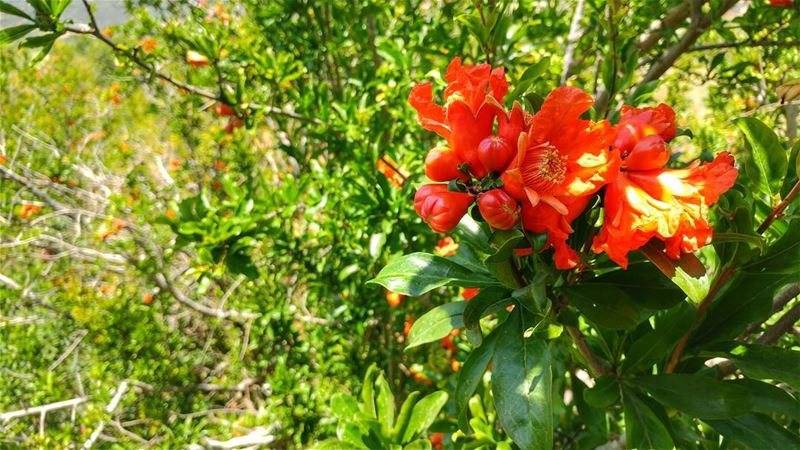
<box><xmin>0</xmin><ymin>397</ymin><xmax>87</xmax><ymax>422</ymax></box>
<box><xmin>561</xmin><ymin>0</ymin><xmax>586</xmax><ymax>84</ymax></box>
<box><xmin>81</xmin><ymin>381</ymin><xmax>131</xmax><ymax>450</ymax></box>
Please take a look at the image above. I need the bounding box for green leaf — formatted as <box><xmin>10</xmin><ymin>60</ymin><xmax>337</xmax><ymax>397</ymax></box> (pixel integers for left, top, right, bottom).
<box><xmin>313</xmin><ymin>439</ymin><xmax>365</xmax><ymax>450</ymax></box>
<box><xmin>0</xmin><ymin>1</ymin><xmax>33</xmax><ymax>20</ymax></box>
<box><xmin>405</xmin><ymin>301</ymin><xmax>466</xmax><ymax>350</ymax></box>
<box><xmin>622</xmin><ymin>387</ymin><xmax>674</xmax><ymax>450</ymax></box>
<box><xmin>400</xmin><ymin>391</ymin><xmax>448</xmax><ymax>444</ymax></box>
<box><xmin>369</xmin><ymin>232</ymin><xmax>386</xmax><ymax>259</ymax></box>
<box><xmin>716</xmin><ymin>343</ymin><xmax>800</xmax><ymax>389</ymax></box>
<box><xmin>743</xmin><ymin>221</ymin><xmax>800</xmax><ymax>274</ymax></box>
<box><xmin>462</xmin><ymin>286</ymin><xmax>512</xmax><ymax>343</ymax></box>
<box><xmin>0</xmin><ymin>24</ymin><xmax>36</xmax><ymax>45</ymax></box>
<box><xmin>331</xmin><ymin>393</ymin><xmax>360</xmax><ymax>421</ymax></box>
<box><xmin>369</xmin><ymin>253</ymin><xmax>499</xmax><ymax>296</ymax></box>
<box><xmin>705</xmin><ymin>414</ymin><xmax>800</xmax><ymax>450</ymax></box>
<box><xmin>735</xmin><ymin>117</ymin><xmax>788</xmax><ymax>197</ymax></box>
<box><xmin>456</xmin><ymin>327</ymin><xmax>499</xmax><ymax>431</ymax></box>
<box><xmin>391</xmin><ymin>391</ymin><xmax>420</xmax><ymax>442</ymax></box>
<box><xmin>507</xmin><ymin>57</ymin><xmax>550</xmax><ymax>101</ymax></box>
<box><xmin>375</xmin><ymin>374</ymin><xmax>395</xmax><ymax>436</ymax></box>
<box><xmin>561</xmin><ymin>284</ymin><xmax>645</xmax><ymax>330</ymax></box>
<box><xmin>623</xmin><ymin>302</ymin><xmax>694</xmax><ymax>372</ymax></box>
<box><xmin>361</xmin><ymin>364</ymin><xmax>380</xmax><ymax>418</ymax></box>
<box><xmin>692</xmin><ymin>271</ymin><xmax>795</xmax><ymax>345</ymax></box>
<box><xmin>582</xmin><ymin>263</ymin><xmax>687</xmax><ymax>309</ymax></box>
<box><xmin>631</xmin><ymin>374</ymin><xmax>752</xmax><ymax>419</ymax></box>
<box><xmin>403</xmin><ymin>439</ymin><xmax>433</xmax><ymax>450</ymax></box>
<box><xmin>492</xmin><ymin>310</ymin><xmax>553</xmax><ymax>450</ymax></box>
<box><xmin>20</xmin><ymin>31</ymin><xmax>61</xmax><ymax>48</ymax></box>
<box><xmin>727</xmin><ymin>379</ymin><xmax>800</xmax><ymax>423</ymax></box>
<box><xmin>454</xmin><ymin>215</ymin><xmax>491</xmax><ymax>253</ymax></box>
<box><xmin>712</xmin><ymin>232</ymin><xmax>764</xmax><ymax>254</ymax></box>
<box><xmin>584</xmin><ymin>376</ymin><xmax>619</xmax><ymax>408</ymax></box>
<box><xmin>484</xmin><ymin>229</ymin><xmax>525</xmax><ymax>263</ymax></box>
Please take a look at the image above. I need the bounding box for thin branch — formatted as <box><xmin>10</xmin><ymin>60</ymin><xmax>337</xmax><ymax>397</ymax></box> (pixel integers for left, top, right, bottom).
<box><xmin>566</xmin><ymin>326</ymin><xmax>608</xmax><ymax>377</ymax></box>
<box><xmin>561</xmin><ymin>0</ymin><xmax>586</xmax><ymax>84</ymax></box>
<box><xmin>64</xmin><ymin>1</ymin><xmax>320</xmax><ymax>125</ymax></box>
<box><xmin>757</xmin><ymin>179</ymin><xmax>800</xmax><ymax>234</ymax></box>
<box><xmin>0</xmin><ymin>397</ymin><xmax>87</xmax><ymax>422</ymax></box>
<box><xmin>690</xmin><ymin>40</ymin><xmax>800</xmax><ymax>52</ymax></box>
<box><xmin>48</xmin><ymin>330</ymin><xmax>88</xmax><ymax>371</ymax></box>
<box><xmin>740</xmin><ymin>283</ymin><xmax>800</xmax><ymax>339</ymax></box>
<box><xmin>0</xmin><ymin>272</ymin><xmax>72</xmax><ymax>319</ymax></box>
<box><xmin>81</xmin><ymin>381</ymin><xmax>130</xmax><ymax>450</ymax></box>
<box><xmin>665</xmin><ymin>266</ymin><xmax>735</xmax><ymax>373</ymax></box>
<box><xmin>637</xmin><ymin>0</ymin><xmax>695</xmax><ymax>54</ymax></box>
<box><xmin>757</xmin><ymin>303</ymin><xmax>800</xmax><ymax>345</ymax></box>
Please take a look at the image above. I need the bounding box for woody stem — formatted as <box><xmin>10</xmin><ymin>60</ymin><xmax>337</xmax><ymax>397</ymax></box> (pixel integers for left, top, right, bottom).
<box><xmin>757</xmin><ymin>179</ymin><xmax>800</xmax><ymax>234</ymax></box>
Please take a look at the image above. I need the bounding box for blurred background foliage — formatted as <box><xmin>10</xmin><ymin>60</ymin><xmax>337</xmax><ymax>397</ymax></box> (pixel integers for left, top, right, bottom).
<box><xmin>0</xmin><ymin>0</ymin><xmax>798</xmax><ymax>448</ymax></box>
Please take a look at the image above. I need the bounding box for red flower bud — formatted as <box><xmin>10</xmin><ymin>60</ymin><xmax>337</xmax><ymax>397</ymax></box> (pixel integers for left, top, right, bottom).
<box><xmin>622</xmin><ymin>135</ymin><xmax>671</xmax><ymax>171</ymax></box>
<box><xmin>425</xmin><ymin>146</ymin><xmax>466</xmax><ymax>182</ymax></box>
<box><xmin>499</xmin><ymin>168</ymin><xmax>526</xmax><ymax>202</ymax></box>
<box><xmin>414</xmin><ymin>184</ymin><xmax>474</xmax><ymax>233</ymax></box>
<box><xmin>215</xmin><ymin>103</ymin><xmax>235</xmax><ymax>116</ymax></box>
<box><xmin>477</xmin><ymin>136</ymin><xmax>515</xmax><ymax>174</ymax></box>
<box><xmin>478</xmin><ymin>189</ymin><xmax>520</xmax><ymax>230</ymax></box>
<box><xmin>769</xmin><ymin>0</ymin><xmax>792</xmax><ymax>7</ymax></box>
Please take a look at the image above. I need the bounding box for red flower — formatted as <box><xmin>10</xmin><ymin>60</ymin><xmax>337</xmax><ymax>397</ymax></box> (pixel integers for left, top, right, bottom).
<box><xmin>409</xmin><ymin>58</ymin><xmax>529</xmax><ymax>180</ymax></box>
<box><xmin>478</xmin><ymin>189</ymin><xmax>520</xmax><ymax>230</ymax></box>
<box><xmin>522</xmin><ymin>195</ymin><xmax>591</xmax><ymax>269</ymax></box>
<box><xmin>593</xmin><ymin>105</ymin><xmax>738</xmax><ymax>268</ymax></box>
<box><xmin>769</xmin><ymin>0</ymin><xmax>793</xmax><ymax>7</ymax></box>
<box><xmin>414</xmin><ymin>184</ymin><xmax>474</xmax><ymax>233</ymax></box>
<box><xmin>501</xmin><ymin>87</ymin><xmax>617</xmax><ymax>269</ymax></box>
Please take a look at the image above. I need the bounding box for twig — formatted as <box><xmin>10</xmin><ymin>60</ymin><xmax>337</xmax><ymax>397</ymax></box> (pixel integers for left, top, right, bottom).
<box><xmin>0</xmin><ymin>272</ymin><xmax>72</xmax><ymax>319</ymax></box>
<box><xmin>48</xmin><ymin>330</ymin><xmax>88</xmax><ymax>371</ymax></box>
<box><xmin>740</xmin><ymin>283</ymin><xmax>800</xmax><ymax>339</ymax></box>
<box><xmin>665</xmin><ymin>266</ymin><xmax>735</xmax><ymax>373</ymax></box>
<box><xmin>689</xmin><ymin>40</ymin><xmax>800</xmax><ymax>52</ymax></box>
<box><xmin>64</xmin><ymin>1</ymin><xmax>320</xmax><ymax>124</ymax></box>
<box><xmin>756</xmin><ymin>303</ymin><xmax>800</xmax><ymax>345</ymax></box>
<box><xmin>757</xmin><ymin>179</ymin><xmax>800</xmax><ymax>234</ymax></box>
<box><xmin>0</xmin><ymin>397</ymin><xmax>87</xmax><ymax>422</ymax></box>
<box><xmin>636</xmin><ymin>0</ymin><xmax>695</xmax><ymax>54</ymax></box>
<box><xmin>81</xmin><ymin>381</ymin><xmax>130</xmax><ymax>450</ymax></box>
<box><xmin>566</xmin><ymin>325</ymin><xmax>608</xmax><ymax>377</ymax></box>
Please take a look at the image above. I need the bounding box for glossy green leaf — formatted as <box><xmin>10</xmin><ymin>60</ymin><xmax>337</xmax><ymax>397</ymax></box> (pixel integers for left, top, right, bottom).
<box><xmin>582</xmin><ymin>263</ymin><xmax>687</xmax><ymax>309</ymax></box>
<box><xmin>0</xmin><ymin>24</ymin><xmax>36</xmax><ymax>45</ymax></box>
<box><xmin>391</xmin><ymin>391</ymin><xmax>420</xmax><ymax>442</ymax></box>
<box><xmin>705</xmin><ymin>414</ymin><xmax>800</xmax><ymax>450</ymax></box>
<box><xmin>728</xmin><ymin>379</ymin><xmax>800</xmax><ymax>422</ymax></box>
<box><xmin>623</xmin><ymin>302</ymin><xmax>694</xmax><ymax>372</ymax></box>
<box><xmin>735</xmin><ymin>117</ymin><xmax>788</xmax><ymax>197</ymax></box>
<box><xmin>561</xmin><ymin>284</ymin><xmax>645</xmax><ymax>330</ymax></box>
<box><xmin>369</xmin><ymin>253</ymin><xmax>499</xmax><ymax>296</ymax></box>
<box><xmin>462</xmin><ymin>286</ymin><xmax>512</xmax><ymax>343</ymax></box>
<box><xmin>631</xmin><ymin>374</ymin><xmax>751</xmax><ymax>419</ymax></box>
<box><xmin>456</xmin><ymin>327</ymin><xmax>499</xmax><ymax>431</ymax></box>
<box><xmin>622</xmin><ymin>387</ymin><xmax>674</xmax><ymax>450</ymax></box>
<box><xmin>715</xmin><ymin>343</ymin><xmax>800</xmax><ymax>389</ymax></box>
<box><xmin>361</xmin><ymin>364</ymin><xmax>380</xmax><ymax>418</ymax></box>
<box><xmin>331</xmin><ymin>393</ymin><xmax>360</xmax><ymax>421</ymax></box>
<box><xmin>375</xmin><ymin>374</ymin><xmax>395</xmax><ymax>435</ymax></box>
<box><xmin>484</xmin><ymin>229</ymin><xmax>525</xmax><ymax>263</ymax></box>
<box><xmin>401</xmin><ymin>391</ymin><xmax>448</xmax><ymax>444</ymax></box>
<box><xmin>492</xmin><ymin>310</ymin><xmax>553</xmax><ymax>450</ymax></box>
<box><xmin>584</xmin><ymin>376</ymin><xmax>619</xmax><ymax>408</ymax></box>
<box><xmin>0</xmin><ymin>1</ymin><xmax>33</xmax><ymax>20</ymax></box>
<box><xmin>405</xmin><ymin>301</ymin><xmax>465</xmax><ymax>350</ymax></box>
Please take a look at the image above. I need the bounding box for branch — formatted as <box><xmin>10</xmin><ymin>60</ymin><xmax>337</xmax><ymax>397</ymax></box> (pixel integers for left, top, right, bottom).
<box><xmin>757</xmin><ymin>179</ymin><xmax>800</xmax><ymax>234</ymax></box>
<box><xmin>637</xmin><ymin>0</ymin><xmax>695</xmax><ymax>54</ymax></box>
<box><xmin>757</xmin><ymin>303</ymin><xmax>800</xmax><ymax>345</ymax></box>
<box><xmin>0</xmin><ymin>272</ymin><xmax>72</xmax><ymax>319</ymax></box>
<box><xmin>636</xmin><ymin>0</ymin><xmax>739</xmax><ymax>89</ymax></box>
<box><xmin>561</xmin><ymin>0</ymin><xmax>586</xmax><ymax>84</ymax></box>
<box><xmin>566</xmin><ymin>325</ymin><xmax>608</xmax><ymax>377</ymax></box>
<box><xmin>64</xmin><ymin>1</ymin><xmax>321</xmax><ymax>125</ymax></box>
<box><xmin>690</xmin><ymin>40</ymin><xmax>800</xmax><ymax>52</ymax></box>
<box><xmin>0</xmin><ymin>397</ymin><xmax>87</xmax><ymax>422</ymax></box>
<box><xmin>740</xmin><ymin>283</ymin><xmax>800</xmax><ymax>339</ymax></box>
<box><xmin>81</xmin><ymin>381</ymin><xmax>130</xmax><ymax>450</ymax></box>
<box><xmin>0</xmin><ymin>164</ymin><xmax>70</xmax><ymax>211</ymax></box>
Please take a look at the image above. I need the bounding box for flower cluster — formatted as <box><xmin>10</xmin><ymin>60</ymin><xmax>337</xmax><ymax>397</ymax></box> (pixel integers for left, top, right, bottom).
<box><xmin>409</xmin><ymin>58</ymin><xmax>737</xmax><ymax>269</ymax></box>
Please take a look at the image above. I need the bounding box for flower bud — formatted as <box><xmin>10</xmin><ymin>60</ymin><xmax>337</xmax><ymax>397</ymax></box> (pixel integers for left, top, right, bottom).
<box><xmin>477</xmin><ymin>136</ymin><xmax>515</xmax><ymax>174</ymax></box>
<box><xmin>478</xmin><ymin>189</ymin><xmax>520</xmax><ymax>230</ymax></box>
<box><xmin>425</xmin><ymin>146</ymin><xmax>466</xmax><ymax>182</ymax></box>
<box><xmin>499</xmin><ymin>168</ymin><xmax>526</xmax><ymax>202</ymax></box>
<box><xmin>414</xmin><ymin>184</ymin><xmax>474</xmax><ymax>233</ymax></box>
<box><xmin>623</xmin><ymin>135</ymin><xmax>670</xmax><ymax>171</ymax></box>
